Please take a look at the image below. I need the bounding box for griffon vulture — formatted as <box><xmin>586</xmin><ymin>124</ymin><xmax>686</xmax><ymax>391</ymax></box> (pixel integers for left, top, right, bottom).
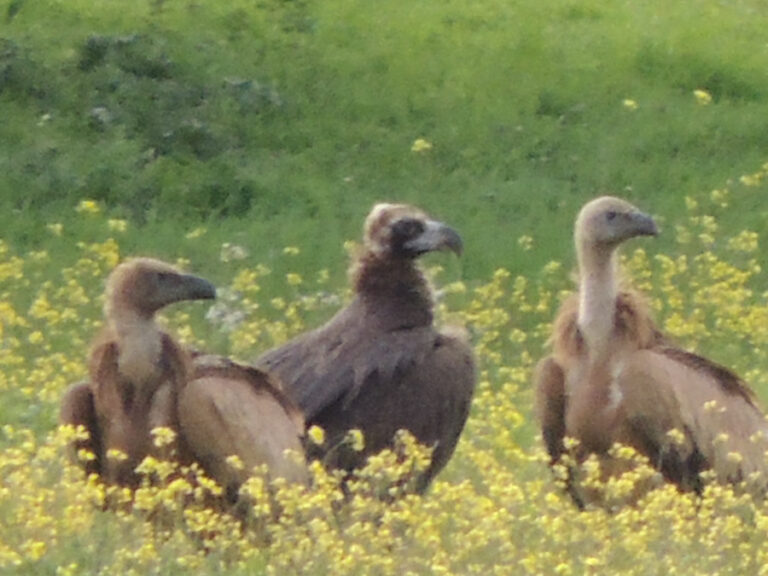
<box><xmin>535</xmin><ymin>196</ymin><xmax>768</xmax><ymax>506</ymax></box>
<box><xmin>178</xmin><ymin>353</ymin><xmax>308</xmax><ymax>498</ymax></box>
<box><xmin>59</xmin><ymin>258</ymin><xmax>216</xmax><ymax>487</ymax></box>
<box><xmin>255</xmin><ymin>203</ymin><xmax>476</xmax><ymax>492</ymax></box>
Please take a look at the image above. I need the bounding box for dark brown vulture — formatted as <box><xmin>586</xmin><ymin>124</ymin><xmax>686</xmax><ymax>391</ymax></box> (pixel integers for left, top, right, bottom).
<box><xmin>534</xmin><ymin>196</ymin><xmax>768</xmax><ymax>507</ymax></box>
<box><xmin>179</xmin><ymin>353</ymin><xmax>308</xmax><ymax>498</ymax></box>
<box><xmin>254</xmin><ymin>203</ymin><xmax>476</xmax><ymax>492</ymax></box>
<box><xmin>59</xmin><ymin>258</ymin><xmax>215</xmax><ymax>487</ymax></box>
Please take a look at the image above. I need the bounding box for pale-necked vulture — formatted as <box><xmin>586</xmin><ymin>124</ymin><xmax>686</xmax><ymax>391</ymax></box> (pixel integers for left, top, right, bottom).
<box><xmin>535</xmin><ymin>196</ymin><xmax>768</xmax><ymax>506</ymax></box>
<box><xmin>179</xmin><ymin>353</ymin><xmax>308</xmax><ymax>498</ymax></box>
<box><xmin>59</xmin><ymin>258</ymin><xmax>216</xmax><ymax>487</ymax></box>
<box><xmin>254</xmin><ymin>203</ymin><xmax>476</xmax><ymax>492</ymax></box>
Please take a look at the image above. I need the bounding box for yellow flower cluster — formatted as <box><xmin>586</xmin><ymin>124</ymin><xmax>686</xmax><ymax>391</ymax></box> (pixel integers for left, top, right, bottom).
<box><xmin>693</xmin><ymin>89</ymin><xmax>713</xmax><ymax>106</ymax></box>
<box><xmin>1</xmin><ymin>163</ymin><xmax>768</xmax><ymax>574</ymax></box>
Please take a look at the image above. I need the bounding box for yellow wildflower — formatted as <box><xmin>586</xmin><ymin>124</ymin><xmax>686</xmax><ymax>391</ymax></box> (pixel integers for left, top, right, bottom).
<box><xmin>622</xmin><ymin>99</ymin><xmax>638</xmax><ymax>110</ymax></box>
<box><xmin>106</xmin><ymin>448</ymin><xmax>128</xmax><ymax>462</ymax></box>
<box><xmin>226</xmin><ymin>455</ymin><xmax>245</xmax><ymax>471</ymax></box>
<box><xmin>517</xmin><ymin>235</ymin><xmax>534</xmax><ymax>251</ymax></box>
<box><xmin>308</xmin><ymin>425</ymin><xmax>326</xmax><ymax>446</ymax></box>
<box><xmin>694</xmin><ymin>89</ymin><xmax>712</xmax><ymax>105</ymax></box>
<box><xmin>185</xmin><ymin>227</ymin><xmax>207</xmax><ymax>239</ymax></box>
<box><xmin>411</xmin><ymin>138</ymin><xmax>433</xmax><ymax>153</ymax></box>
<box><xmin>75</xmin><ymin>200</ymin><xmax>100</xmax><ymax>214</ymax></box>
<box><xmin>107</xmin><ymin>219</ymin><xmax>128</xmax><ymax>232</ymax></box>
<box><xmin>151</xmin><ymin>426</ymin><xmax>177</xmax><ymax>448</ymax></box>
<box><xmin>286</xmin><ymin>273</ymin><xmax>303</xmax><ymax>286</ymax></box>
<box><xmin>348</xmin><ymin>429</ymin><xmax>365</xmax><ymax>451</ymax></box>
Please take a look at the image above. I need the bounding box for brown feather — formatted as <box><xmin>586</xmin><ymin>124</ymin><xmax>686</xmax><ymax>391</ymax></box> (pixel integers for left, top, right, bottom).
<box><xmin>59</xmin><ymin>258</ymin><xmax>213</xmax><ymax>488</ymax></box>
<box><xmin>536</xmin><ymin>196</ymin><xmax>768</xmax><ymax>506</ymax></box>
<box><xmin>551</xmin><ymin>290</ymin><xmax>759</xmax><ymax>407</ymax></box>
<box><xmin>542</xmin><ymin>289</ymin><xmax>768</xmax><ymax>503</ymax></box>
<box><xmin>178</xmin><ymin>354</ymin><xmax>308</xmax><ymax>499</ymax></box>
<box><xmin>533</xmin><ymin>357</ymin><xmax>567</xmax><ymax>464</ymax></box>
<box><xmin>192</xmin><ymin>353</ymin><xmax>304</xmax><ymax>432</ymax></box>
<box><xmin>89</xmin><ymin>332</ymin><xmax>191</xmax><ymax>487</ymax></box>
<box><xmin>59</xmin><ymin>381</ymin><xmax>102</xmax><ymax>476</ymax></box>
<box><xmin>655</xmin><ymin>346</ymin><xmax>758</xmax><ymax>406</ymax></box>
<box><xmin>551</xmin><ymin>290</ymin><xmax>664</xmax><ymax>361</ymax></box>
<box><xmin>255</xmin><ymin>204</ymin><xmax>476</xmax><ymax>492</ymax></box>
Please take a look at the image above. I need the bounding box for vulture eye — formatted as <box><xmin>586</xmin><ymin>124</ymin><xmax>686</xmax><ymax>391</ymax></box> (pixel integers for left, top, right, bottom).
<box><xmin>392</xmin><ymin>217</ymin><xmax>425</xmax><ymax>240</ymax></box>
<box><xmin>606</xmin><ymin>211</ymin><xmax>617</xmax><ymax>221</ymax></box>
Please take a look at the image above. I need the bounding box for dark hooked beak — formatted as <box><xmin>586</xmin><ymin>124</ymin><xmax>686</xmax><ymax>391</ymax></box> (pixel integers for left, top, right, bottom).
<box><xmin>631</xmin><ymin>211</ymin><xmax>659</xmax><ymax>237</ymax></box>
<box><xmin>178</xmin><ymin>273</ymin><xmax>217</xmax><ymax>301</ymax></box>
<box><xmin>404</xmin><ymin>220</ymin><xmax>464</xmax><ymax>256</ymax></box>
<box><xmin>159</xmin><ymin>273</ymin><xmax>217</xmax><ymax>308</ymax></box>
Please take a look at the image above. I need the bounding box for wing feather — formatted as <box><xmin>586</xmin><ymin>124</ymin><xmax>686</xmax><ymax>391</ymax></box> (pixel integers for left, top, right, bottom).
<box><xmin>256</xmin><ymin>302</ymin><xmax>434</xmax><ymax>420</ymax></box>
<box><xmin>178</xmin><ymin>368</ymin><xmax>307</xmax><ymax>495</ymax></box>
<box><xmin>533</xmin><ymin>357</ymin><xmax>567</xmax><ymax>464</ymax></box>
<box><xmin>656</xmin><ymin>346</ymin><xmax>758</xmax><ymax>405</ymax></box>
<box><xmin>619</xmin><ymin>347</ymin><xmax>768</xmax><ymax>492</ymax></box>
<box><xmin>59</xmin><ymin>381</ymin><xmax>101</xmax><ymax>476</ymax></box>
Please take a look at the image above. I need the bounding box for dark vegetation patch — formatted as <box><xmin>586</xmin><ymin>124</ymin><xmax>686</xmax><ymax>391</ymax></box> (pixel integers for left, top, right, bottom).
<box><xmin>0</xmin><ymin>0</ymin><xmax>767</xmax><ymax>281</ymax></box>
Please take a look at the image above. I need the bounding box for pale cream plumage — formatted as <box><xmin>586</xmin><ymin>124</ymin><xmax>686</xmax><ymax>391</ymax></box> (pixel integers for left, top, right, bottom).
<box><xmin>535</xmin><ymin>197</ymin><xmax>768</xmax><ymax>507</ymax></box>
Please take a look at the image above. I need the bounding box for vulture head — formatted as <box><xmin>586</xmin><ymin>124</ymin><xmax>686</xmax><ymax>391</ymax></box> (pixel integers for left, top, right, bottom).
<box><xmin>363</xmin><ymin>203</ymin><xmax>463</xmax><ymax>260</ymax></box>
<box><xmin>574</xmin><ymin>196</ymin><xmax>658</xmax><ymax>352</ymax></box>
<box><xmin>575</xmin><ymin>196</ymin><xmax>658</xmax><ymax>251</ymax></box>
<box><xmin>105</xmin><ymin>258</ymin><xmax>216</xmax><ymax>321</ymax></box>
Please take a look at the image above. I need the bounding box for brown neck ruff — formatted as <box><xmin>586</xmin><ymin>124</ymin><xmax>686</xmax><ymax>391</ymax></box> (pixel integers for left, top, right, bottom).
<box><xmin>351</xmin><ymin>251</ymin><xmax>434</xmax><ymax>329</ymax></box>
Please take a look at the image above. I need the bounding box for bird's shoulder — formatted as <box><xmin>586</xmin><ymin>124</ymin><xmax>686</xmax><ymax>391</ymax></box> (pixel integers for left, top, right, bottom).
<box><xmin>255</xmin><ymin>299</ymin><xmax>464</xmax><ymax>418</ymax></box>
<box><xmin>650</xmin><ymin>346</ymin><xmax>759</xmax><ymax>407</ymax></box>
<box><xmin>158</xmin><ymin>333</ymin><xmax>192</xmax><ymax>388</ymax></box>
<box><xmin>533</xmin><ymin>356</ymin><xmax>566</xmax><ymax>411</ymax></box>
<box><xmin>552</xmin><ymin>290</ymin><xmax>664</xmax><ymax>361</ymax></box>
<box><xmin>192</xmin><ymin>352</ymin><xmax>304</xmax><ymax>430</ymax></box>
<box><xmin>88</xmin><ymin>336</ymin><xmax>119</xmax><ymax>389</ymax></box>
<box><xmin>417</xmin><ymin>326</ymin><xmax>476</xmax><ymax>388</ymax></box>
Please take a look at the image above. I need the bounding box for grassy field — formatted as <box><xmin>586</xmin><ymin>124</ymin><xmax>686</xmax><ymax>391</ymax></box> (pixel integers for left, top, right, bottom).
<box><xmin>2</xmin><ymin>0</ymin><xmax>768</xmax><ymax>278</ymax></box>
<box><xmin>2</xmin><ymin>0</ymin><xmax>768</xmax><ymax>573</ymax></box>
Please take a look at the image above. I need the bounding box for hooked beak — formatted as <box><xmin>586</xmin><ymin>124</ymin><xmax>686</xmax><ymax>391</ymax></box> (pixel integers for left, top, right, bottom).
<box><xmin>404</xmin><ymin>220</ymin><xmax>464</xmax><ymax>256</ymax></box>
<box><xmin>630</xmin><ymin>211</ymin><xmax>659</xmax><ymax>237</ymax></box>
<box><xmin>159</xmin><ymin>273</ymin><xmax>217</xmax><ymax>309</ymax></box>
<box><xmin>177</xmin><ymin>273</ymin><xmax>217</xmax><ymax>301</ymax></box>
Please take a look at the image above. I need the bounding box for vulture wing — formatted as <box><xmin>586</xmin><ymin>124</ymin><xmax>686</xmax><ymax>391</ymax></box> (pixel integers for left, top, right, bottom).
<box><xmin>59</xmin><ymin>381</ymin><xmax>102</xmax><ymax>476</ymax></box>
<box><xmin>178</xmin><ymin>355</ymin><xmax>307</xmax><ymax>496</ymax></box>
<box><xmin>256</xmin><ymin>303</ymin><xmax>437</xmax><ymax>421</ymax></box>
<box><xmin>259</xmin><ymin>316</ymin><xmax>475</xmax><ymax>486</ymax></box>
<box><xmin>617</xmin><ymin>347</ymin><xmax>768</xmax><ymax>492</ymax></box>
<box><xmin>534</xmin><ymin>356</ymin><xmax>590</xmax><ymax>507</ymax></box>
<box><xmin>533</xmin><ymin>357</ymin><xmax>567</xmax><ymax>464</ymax></box>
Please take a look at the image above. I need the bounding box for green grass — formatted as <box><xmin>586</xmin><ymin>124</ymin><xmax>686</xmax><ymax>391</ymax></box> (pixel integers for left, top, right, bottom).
<box><xmin>1</xmin><ymin>0</ymin><xmax>767</xmax><ymax>283</ymax></box>
<box><xmin>4</xmin><ymin>3</ymin><xmax>768</xmax><ymax>572</ymax></box>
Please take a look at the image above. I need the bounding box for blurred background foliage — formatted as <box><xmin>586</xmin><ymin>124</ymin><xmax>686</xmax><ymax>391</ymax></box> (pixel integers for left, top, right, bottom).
<box><xmin>1</xmin><ymin>0</ymin><xmax>767</xmax><ymax>283</ymax></box>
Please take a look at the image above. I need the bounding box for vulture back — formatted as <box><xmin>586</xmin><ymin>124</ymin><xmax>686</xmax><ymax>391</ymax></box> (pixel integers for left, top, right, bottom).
<box><xmin>259</xmin><ymin>311</ymin><xmax>475</xmax><ymax>491</ymax></box>
<box><xmin>178</xmin><ymin>354</ymin><xmax>308</xmax><ymax>498</ymax></box>
<box><xmin>541</xmin><ymin>289</ymin><xmax>768</xmax><ymax>503</ymax></box>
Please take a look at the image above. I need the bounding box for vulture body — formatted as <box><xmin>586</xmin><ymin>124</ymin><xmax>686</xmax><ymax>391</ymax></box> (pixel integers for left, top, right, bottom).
<box><xmin>179</xmin><ymin>353</ymin><xmax>308</xmax><ymax>498</ymax></box>
<box><xmin>535</xmin><ymin>196</ymin><xmax>768</xmax><ymax>506</ymax></box>
<box><xmin>255</xmin><ymin>203</ymin><xmax>476</xmax><ymax>491</ymax></box>
<box><xmin>60</xmin><ymin>258</ymin><xmax>306</xmax><ymax>500</ymax></box>
<box><xmin>59</xmin><ymin>258</ymin><xmax>216</xmax><ymax>487</ymax></box>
